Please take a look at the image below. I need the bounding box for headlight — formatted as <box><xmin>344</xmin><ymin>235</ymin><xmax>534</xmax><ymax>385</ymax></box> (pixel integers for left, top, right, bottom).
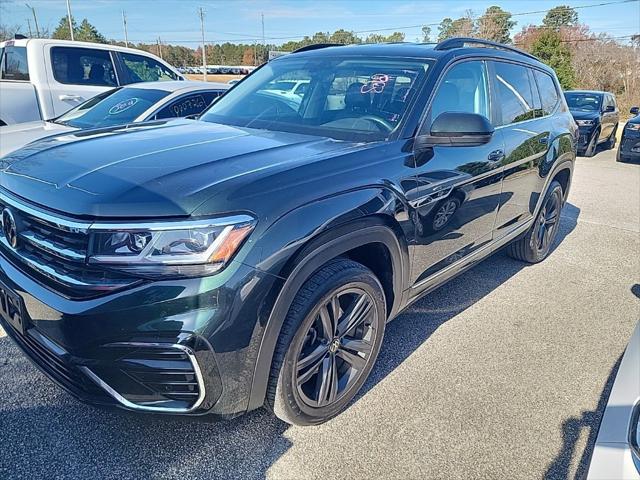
<box><xmin>88</xmin><ymin>215</ymin><xmax>255</xmax><ymax>279</ymax></box>
<box><xmin>576</xmin><ymin>119</ymin><xmax>595</xmax><ymax>127</ymax></box>
<box><xmin>626</xmin><ymin>123</ymin><xmax>640</xmax><ymax>131</ymax></box>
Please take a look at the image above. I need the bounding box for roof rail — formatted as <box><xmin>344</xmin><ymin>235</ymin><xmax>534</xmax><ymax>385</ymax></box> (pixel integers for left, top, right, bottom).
<box><xmin>292</xmin><ymin>43</ymin><xmax>343</xmax><ymax>54</ymax></box>
<box><xmin>434</xmin><ymin>37</ymin><xmax>539</xmax><ymax>62</ymax></box>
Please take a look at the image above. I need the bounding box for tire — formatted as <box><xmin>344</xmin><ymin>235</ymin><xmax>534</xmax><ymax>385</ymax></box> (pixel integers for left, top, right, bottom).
<box><xmin>604</xmin><ymin>125</ymin><xmax>618</xmax><ymax>150</ymax></box>
<box><xmin>266</xmin><ymin>258</ymin><xmax>386</xmax><ymax>426</ymax></box>
<box><xmin>584</xmin><ymin>131</ymin><xmax>598</xmax><ymax>157</ymax></box>
<box><xmin>506</xmin><ymin>180</ymin><xmax>563</xmax><ymax>264</ymax></box>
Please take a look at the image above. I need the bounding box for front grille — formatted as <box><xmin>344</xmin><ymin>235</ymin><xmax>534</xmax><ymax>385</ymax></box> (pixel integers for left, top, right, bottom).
<box><xmin>0</xmin><ymin>192</ymin><xmax>137</xmax><ymax>298</ymax></box>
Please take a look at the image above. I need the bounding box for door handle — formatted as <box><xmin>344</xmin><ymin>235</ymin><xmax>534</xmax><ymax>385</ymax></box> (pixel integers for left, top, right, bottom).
<box><xmin>59</xmin><ymin>94</ymin><xmax>82</xmax><ymax>101</ymax></box>
<box><xmin>487</xmin><ymin>150</ymin><xmax>505</xmax><ymax>162</ymax></box>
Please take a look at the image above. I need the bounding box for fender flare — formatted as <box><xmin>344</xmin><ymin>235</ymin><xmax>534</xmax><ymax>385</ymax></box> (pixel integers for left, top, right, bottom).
<box><xmin>246</xmin><ymin>221</ymin><xmax>407</xmax><ymax>411</ymax></box>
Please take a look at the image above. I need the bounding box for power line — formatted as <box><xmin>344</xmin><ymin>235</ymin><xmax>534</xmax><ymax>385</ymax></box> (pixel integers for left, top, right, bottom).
<box><xmin>123</xmin><ymin>0</ymin><xmax>638</xmax><ymax>45</ymax></box>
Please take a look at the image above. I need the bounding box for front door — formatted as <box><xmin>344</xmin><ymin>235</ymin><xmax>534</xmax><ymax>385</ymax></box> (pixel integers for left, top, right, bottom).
<box><xmin>44</xmin><ymin>45</ymin><xmax>117</xmax><ymax>118</ymax></box>
<box><xmin>408</xmin><ymin>60</ymin><xmax>504</xmax><ymax>286</ymax></box>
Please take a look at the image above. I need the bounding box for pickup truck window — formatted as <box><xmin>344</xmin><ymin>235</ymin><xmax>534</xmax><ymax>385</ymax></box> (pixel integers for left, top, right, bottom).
<box><xmin>120</xmin><ymin>52</ymin><xmax>179</xmax><ymax>83</ymax></box>
<box><xmin>1</xmin><ymin>46</ymin><xmax>29</xmax><ymax>81</ymax></box>
<box><xmin>55</xmin><ymin>87</ymin><xmax>168</xmax><ymax>128</ymax></box>
<box><xmin>51</xmin><ymin>46</ymin><xmax>116</xmax><ymax>86</ymax></box>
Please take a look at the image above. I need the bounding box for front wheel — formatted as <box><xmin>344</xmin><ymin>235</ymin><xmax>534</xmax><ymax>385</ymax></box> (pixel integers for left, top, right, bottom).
<box><xmin>266</xmin><ymin>259</ymin><xmax>386</xmax><ymax>425</ymax></box>
<box><xmin>506</xmin><ymin>181</ymin><xmax>563</xmax><ymax>263</ymax></box>
<box><xmin>604</xmin><ymin>125</ymin><xmax>618</xmax><ymax>150</ymax></box>
<box><xmin>584</xmin><ymin>131</ymin><xmax>598</xmax><ymax>157</ymax></box>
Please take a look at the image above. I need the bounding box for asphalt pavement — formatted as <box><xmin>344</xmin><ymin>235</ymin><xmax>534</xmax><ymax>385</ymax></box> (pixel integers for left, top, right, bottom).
<box><xmin>1</xmin><ymin>147</ymin><xmax>638</xmax><ymax>480</ymax></box>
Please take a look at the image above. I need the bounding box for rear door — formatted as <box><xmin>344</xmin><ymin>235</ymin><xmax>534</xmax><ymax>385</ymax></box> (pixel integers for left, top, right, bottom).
<box><xmin>491</xmin><ymin>62</ymin><xmax>554</xmax><ymax>235</ymax></box>
<box><xmin>45</xmin><ymin>45</ymin><xmax>118</xmax><ymax>117</ymax></box>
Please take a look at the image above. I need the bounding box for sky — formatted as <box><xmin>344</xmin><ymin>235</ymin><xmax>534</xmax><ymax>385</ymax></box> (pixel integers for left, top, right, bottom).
<box><xmin>1</xmin><ymin>0</ymin><xmax>639</xmax><ymax>46</ymax></box>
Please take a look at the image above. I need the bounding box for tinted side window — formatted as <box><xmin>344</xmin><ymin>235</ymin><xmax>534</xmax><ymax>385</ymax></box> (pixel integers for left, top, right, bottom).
<box><xmin>430</xmin><ymin>60</ymin><xmax>490</xmax><ymax>121</ymax></box>
<box><xmin>120</xmin><ymin>53</ymin><xmax>178</xmax><ymax>83</ymax></box>
<box><xmin>51</xmin><ymin>47</ymin><xmax>116</xmax><ymax>86</ymax></box>
<box><xmin>493</xmin><ymin>62</ymin><xmax>536</xmax><ymax>125</ymax></box>
<box><xmin>1</xmin><ymin>46</ymin><xmax>29</xmax><ymax>81</ymax></box>
<box><xmin>154</xmin><ymin>91</ymin><xmax>223</xmax><ymax>119</ymax></box>
<box><xmin>533</xmin><ymin>70</ymin><xmax>559</xmax><ymax>116</ymax></box>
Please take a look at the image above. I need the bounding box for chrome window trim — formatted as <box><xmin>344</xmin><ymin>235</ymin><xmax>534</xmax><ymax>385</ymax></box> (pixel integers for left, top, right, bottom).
<box><xmin>81</xmin><ymin>342</ymin><xmax>206</xmax><ymax>414</ymax></box>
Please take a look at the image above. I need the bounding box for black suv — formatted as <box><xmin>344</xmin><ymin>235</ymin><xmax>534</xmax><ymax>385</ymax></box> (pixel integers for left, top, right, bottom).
<box><xmin>0</xmin><ymin>38</ymin><xmax>576</xmax><ymax>425</ymax></box>
<box><xmin>618</xmin><ymin>106</ymin><xmax>640</xmax><ymax>162</ymax></box>
<box><xmin>564</xmin><ymin>90</ymin><xmax>619</xmax><ymax>157</ymax></box>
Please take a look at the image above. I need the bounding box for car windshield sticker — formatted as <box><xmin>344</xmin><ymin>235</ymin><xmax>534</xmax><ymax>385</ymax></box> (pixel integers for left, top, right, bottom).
<box><xmin>108</xmin><ymin>98</ymin><xmax>140</xmax><ymax>115</ymax></box>
<box><xmin>171</xmin><ymin>95</ymin><xmax>207</xmax><ymax>117</ymax></box>
<box><xmin>361</xmin><ymin>73</ymin><xmax>390</xmax><ymax>94</ymax></box>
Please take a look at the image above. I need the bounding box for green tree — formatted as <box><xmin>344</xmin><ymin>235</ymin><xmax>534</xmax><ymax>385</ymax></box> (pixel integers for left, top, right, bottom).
<box><xmin>52</xmin><ymin>15</ymin><xmax>76</xmax><ymax>40</ymax></box>
<box><xmin>477</xmin><ymin>6</ymin><xmax>516</xmax><ymax>43</ymax></box>
<box><xmin>365</xmin><ymin>32</ymin><xmax>405</xmax><ymax>43</ymax></box>
<box><xmin>421</xmin><ymin>26</ymin><xmax>432</xmax><ymax>43</ymax></box>
<box><xmin>531</xmin><ymin>29</ymin><xmax>575</xmax><ymax>88</ymax></box>
<box><xmin>437</xmin><ymin>16</ymin><xmax>474</xmax><ymax>41</ymax></box>
<box><xmin>75</xmin><ymin>19</ymin><xmax>106</xmax><ymax>43</ymax></box>
<box><xmin>329</xmin><ymin>29</ymin><xmax>361</xmax><ymax>44</ymax></box>
<box><xmin>542</xmin><ymin>5</ymin><xmax>579</xmax><ymax>30</ymax></box>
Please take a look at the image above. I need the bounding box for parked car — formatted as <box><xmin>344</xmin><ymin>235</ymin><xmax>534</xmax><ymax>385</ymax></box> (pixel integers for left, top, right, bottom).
<box><xmin>564</xmin><ymin>90</ymin><xmax>619</xmax><ymax>157</ymax></box>
<box><xmin>0</xmin><ymin>38</ymin><xmax>576</xmax><ymax>425</ymax></box>
<box><xmin>0</xmin><ymin>38</ymin><xmax>183</xmax><ymax>126</ymax></box>
<box><xmin>618</xmin><ymin>107</ymin><xmax>640</xmax><ymax>162</ymax></box>
<box><xmin>586</xmin><ymin>320</ymin><xmax>640</xmax><ymax>479</ymax></box>
<box><xmin>0</xmin><ymin>81</ymin><xmax>228</xmax><ymax>157</ymax></box>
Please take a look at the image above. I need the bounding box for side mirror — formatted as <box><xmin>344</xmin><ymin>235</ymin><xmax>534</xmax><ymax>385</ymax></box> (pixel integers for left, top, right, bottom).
<box><xmin>417</xmin><ymin>112</ymin><xmax>494</xmax><ymax>148</ymax></box>
<box><xmin>604</xmin><ymin>105</ymin><xmax>615</xmax><ymax>113</ymax></box>
<box><xmin>630</xmin><ymin>106</ymin><xmax>639</xmax><ymax>115</ymax></box>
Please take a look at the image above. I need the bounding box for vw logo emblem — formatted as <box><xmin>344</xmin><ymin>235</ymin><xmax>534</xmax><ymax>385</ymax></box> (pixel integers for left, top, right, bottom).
<box><xmin>2</xmin><ymin>208</ymin><xmax>18</xmax><ymax>249</ymax></box>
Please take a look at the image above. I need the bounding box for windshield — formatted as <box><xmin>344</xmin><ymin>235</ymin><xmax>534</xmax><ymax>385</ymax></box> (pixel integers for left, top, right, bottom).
<box><xmin>200</xmin><ymin>56</ymin><xmax>432</xmax><ymax>141</ymax></box>
<box><xmin>56</xmin><ymin>87</ymin><xmax>169</xmax><ymax>128</ymax></box>
<box><xmin>564</xmin><ymin>93</ymin><xmax>602</xmax><ymax>112</ymax></box>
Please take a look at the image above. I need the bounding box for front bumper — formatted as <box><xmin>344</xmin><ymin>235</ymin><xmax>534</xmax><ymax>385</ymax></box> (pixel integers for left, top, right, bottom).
<box><xmin>0</xmin><ymin>252</ymin><xmax>277</xmax><ymax>416</ymax></box>
<box><xmin>577</xmin><ymin>126</ymin><xmax>597</xmax><ymax>151</ymax></box>
<box><xmin>619</xmin><ymin>130</ymin><xmax>640</xmax><ymax>161</ymax></box>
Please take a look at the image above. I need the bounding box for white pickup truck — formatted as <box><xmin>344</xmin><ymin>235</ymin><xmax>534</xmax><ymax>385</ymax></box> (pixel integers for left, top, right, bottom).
<box><xmin>0</xmin><ymin>38</ymin><xmax>183</xmax><ymax>125</ymax></box>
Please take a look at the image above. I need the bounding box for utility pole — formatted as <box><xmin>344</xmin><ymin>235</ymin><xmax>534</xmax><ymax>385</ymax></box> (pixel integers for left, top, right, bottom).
<box><xmin>261</xmin><ymin>13</ymin><xmax>265</xmax><ymax>63</ymax></box>
<box><xmin>65</xmin><ymin>0</ymin><xmax>74</xmax><ymax>41</ymax></box>
<box><xmin>122</xmin><ymin>10</ymin><xmax>129</xmax><ymax>47</ymax></box>
<box><xmin>198</xmin><ymin>7</ymin><xmax>207</xmax><ymax>81</ymax></box>
<box><xmin>253</xmin><ymin>40</ymin><xmax>257</xmax><ymax>66</ymax></box>
<box><xmin>157</xmin><ymin>37</ymin><xmax>163</xmax><ymax>59</ymax></box>
<box><xmin>25</xmin><ymin>4</ymin><xmax>40</xmax><ymax>37</ymax></box>
<box><xmin>26</xmin><ymin>18</ymin><xmax>32</xmax><ymax>37</ymax></box>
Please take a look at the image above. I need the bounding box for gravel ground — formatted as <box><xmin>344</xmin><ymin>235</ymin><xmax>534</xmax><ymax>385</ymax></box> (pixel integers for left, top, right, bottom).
<box><xmin>1</xmin><ymin>147</ymin><xmax>638</xmax><ymax>480</ymax></box>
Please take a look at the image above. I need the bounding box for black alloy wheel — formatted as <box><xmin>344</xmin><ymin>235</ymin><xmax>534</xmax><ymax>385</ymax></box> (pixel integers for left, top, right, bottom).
<box><xmin>267</xmin><ymin>259</ymin><xmax>386</xmax><ymax>425</ymax></box>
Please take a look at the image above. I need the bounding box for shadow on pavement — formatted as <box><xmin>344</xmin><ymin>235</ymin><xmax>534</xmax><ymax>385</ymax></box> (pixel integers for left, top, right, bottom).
<box><xmin>543</xmin><ymin>355</ymin><xmax>623</xmax><ymax>480</ymax></box>
<box><xmin>0</xmin><ymin>204</ymin><xmax>581</xmax><ymax>480</ymax></box>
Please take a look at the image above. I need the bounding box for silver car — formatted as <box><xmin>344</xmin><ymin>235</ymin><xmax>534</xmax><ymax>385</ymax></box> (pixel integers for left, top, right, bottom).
<box><xmin>0</xmin><ymin>80</ymin><xmax>228</xmax><ymax>157</ymax></box>
<box><xmin>587</xmin><ymin>319</ymin><xmax>640</xmax><ymax>479</ymax></box>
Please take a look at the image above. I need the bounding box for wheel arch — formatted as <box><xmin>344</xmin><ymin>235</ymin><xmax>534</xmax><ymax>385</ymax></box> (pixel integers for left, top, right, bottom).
<box><xmin>247</xmin><ymin>213</ymin><xmax>409</xmax><ymax>411</ymax></box>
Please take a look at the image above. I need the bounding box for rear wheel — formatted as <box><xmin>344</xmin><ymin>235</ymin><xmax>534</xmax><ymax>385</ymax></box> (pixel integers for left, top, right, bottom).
<box><xmin>266</xmin><ymin>259</ymin><xmax>386</xmax><ymax>426</ymax></box>
<box><xmin>506</xmin><ymin>181</ymin><xmax>563</xmax><ymax>263</ymax></box>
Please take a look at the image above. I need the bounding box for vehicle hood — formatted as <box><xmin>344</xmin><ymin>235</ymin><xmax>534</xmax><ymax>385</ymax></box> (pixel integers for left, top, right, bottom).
<box><xmin>627</xmin><ymin>114</ymin><xmax>640</xmax><ymax>125</ymax></box>
<box><xmin>0</xmin><ymin>119</ymin><xmax>365</xmax><ymax>218</ymax></box>
<box><xmin>0</xmin><ymin>121</ymin><xmax>76</xmax><ymax>158</ymax></box>
<box><xmin>568</xmin><ymin>110</ymin><xmax>601</xmax><ymax>122</ymax></box>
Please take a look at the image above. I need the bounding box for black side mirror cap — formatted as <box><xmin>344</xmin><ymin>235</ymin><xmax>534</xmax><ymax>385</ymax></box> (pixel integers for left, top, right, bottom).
<box><xmin>631</xmin><ymin>106</ymin><xmax>639</xmax><ymax>115</ymax></box>
<box><xmin>417</xmin><ymin>112</ymin><xmax>494</xmax><ymax>148</ymax></box>
<box><xmin>604</xmin><ymin>105</ymin><xmax>616</xmax><ymax>113</ymax></box>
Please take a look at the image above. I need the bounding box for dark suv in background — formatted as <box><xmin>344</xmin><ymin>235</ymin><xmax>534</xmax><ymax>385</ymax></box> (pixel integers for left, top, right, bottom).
<box><xmin>618</xmin><ymin>106</ymin><xmax>640</xmax><ymax>162</ymax></box>
<box><xmin>0</xmin><ymin>38</ymin><xmax>576</xmax><ymax>425</ymax></box>
<box><xmin>564</xmin><ymin>90</ymin><xmax>619</xmax><ymax>157</ymax></box>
